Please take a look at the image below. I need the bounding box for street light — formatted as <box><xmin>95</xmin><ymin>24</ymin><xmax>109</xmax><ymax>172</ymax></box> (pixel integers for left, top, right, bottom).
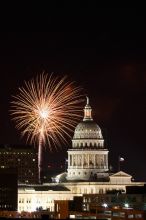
<box><xmin>124</xmin><ymin>203</ymin><xmax>129</xmax><ymax>208</ymax></box>
<box><xmin>102</xmin><ymin>203</ymin><xmax>108</xmax><ymax>208</ymax></box>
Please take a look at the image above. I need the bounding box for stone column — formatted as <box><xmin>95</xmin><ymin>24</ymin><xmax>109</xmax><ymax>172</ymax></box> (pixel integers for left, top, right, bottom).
<box><xmin>71</xmin><ymin>155</ymin><xmax>73</xmax><ymax>166</ymax></box>
<box><xmin>68</xmin><ymin>154</ymin><xmax>70</xmax><ymax>168</ymax></box>
<box><xmin>103</xmin><ymin>155</ymin><xmax>106</xmax><ymax>169</ymax></box>
<box><xmin>82</xmin><ymin>154</ymin><xmax>83</xmax><ymax>168</ymax></box>
<box><xmin>94</xmin><ymin>154</ymin><xmax>96</xmax><ymax>168</ymax></box>
<box><xmin>73</xmin><ymin>155</ymin><xmax>75</xmax><ymax>166</ymax></box>
<box><xmin>70</xmin><ymin>154</ymin><xmax>72</xmax><ymax>166</ymax></box>
<box><xmin>88</xmin><ymin>154</ymin><xmax>90</xmax><ymax>168</ymax></box>
<box><xmin>76</xmin><ymin>155</ymin><xmax>78</xmax><ymax>167</ymax></box>
<box><xmin>79</xmin><ymin>155</ymin><xmax>81</xmax><ymax>167</ymax></box>
<box><xmin>95</xmin><ymin>155</ymin><xmax>98</xmax><ymax>168</ymax></box>
<box><xmin>106</xmin><ymin>154</ymin><xmax>108</xmax><ymax>170</ymax></box>
<box><xmin>77</xmin><ymin>154</ymin><xmax>79</xmax><ymax>167</ymax></box>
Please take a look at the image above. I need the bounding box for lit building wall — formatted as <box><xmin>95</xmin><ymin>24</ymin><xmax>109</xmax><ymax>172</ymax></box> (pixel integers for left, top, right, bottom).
<box><xmin>17</xmin><ymin>180</ymin><xmax>145</xmax><ymax>212</ymax></box>
<box><xmin>18</xmin><ymin>185</ymin><xmax>76</xmax><ymax>212</ymax></box>
<box><xmin>67</xmin><ymin>149</ymin><xmax>109</xmax><ymax>180</ymax></box>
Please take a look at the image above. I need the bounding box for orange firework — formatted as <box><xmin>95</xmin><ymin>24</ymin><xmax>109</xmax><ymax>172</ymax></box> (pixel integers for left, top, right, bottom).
<box><xmin>10</xmin><ymin>73</ymin><xmax>84</xmax><ymax>183</ymax></box>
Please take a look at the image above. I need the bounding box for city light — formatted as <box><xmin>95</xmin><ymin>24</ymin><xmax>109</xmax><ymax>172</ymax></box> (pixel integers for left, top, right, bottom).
<box><xmin>102</xmin><ymin>203</ymin><xmax>108</xmax><ymax>208</ymax></box>
<box><xmin>124</xmin><ymin>203</ymin><xmax>129</xmax><ymax>208</ymax></box>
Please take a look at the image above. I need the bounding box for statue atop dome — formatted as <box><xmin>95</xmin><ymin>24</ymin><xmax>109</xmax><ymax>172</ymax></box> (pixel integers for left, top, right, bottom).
<box><xmin>86</xmin><ymin>96</ymin><xmax>89</xmax><ymax>105</ymax></box>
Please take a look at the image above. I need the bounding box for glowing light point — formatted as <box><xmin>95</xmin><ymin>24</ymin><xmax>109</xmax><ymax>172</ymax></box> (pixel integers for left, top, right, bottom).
<box><xmin>124</xmin><ymin>203</ymin><xmax>129</xmax><ymax>208</ymax></box>
<box><xmin>39</xmin><ymin>109</ymin><xmax>49</xmax><ymax>119</ymax></box>
<box><xmin>102</xmin><ymin>203</ymin><xmax>108</xmax><ymax>208</ymax></box>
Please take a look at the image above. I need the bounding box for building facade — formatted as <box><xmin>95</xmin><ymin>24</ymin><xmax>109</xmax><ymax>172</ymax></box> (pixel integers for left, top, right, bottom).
<box><xmin>0</xmin><ymin>167</ymin><xmax>17</xmax><ymax>211</ymax></box>
<box><xmin>0</xmin><ymin>146</ymin><xmax>38</xmax><ymax>184</ymax></box>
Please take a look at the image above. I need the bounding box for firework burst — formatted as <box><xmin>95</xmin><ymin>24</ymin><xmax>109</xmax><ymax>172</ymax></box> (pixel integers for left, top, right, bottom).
<box><xmin>10</xmin><ymin>73</ymin><xmax>84</xmax><ymax>183</ymax></box>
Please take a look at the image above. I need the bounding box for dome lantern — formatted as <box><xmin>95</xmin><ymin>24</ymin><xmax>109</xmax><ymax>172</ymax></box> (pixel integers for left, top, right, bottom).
<box><xmin>83</xmin><ymin>96</ymin><xmax>93</xmax><ymax>121</ymax></box>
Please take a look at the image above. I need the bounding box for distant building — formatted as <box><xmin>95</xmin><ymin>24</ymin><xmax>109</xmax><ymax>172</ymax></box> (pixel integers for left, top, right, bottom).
<box><xmin>0</xmin><ymin>145</ymin><xmax>38</xmax><ymax>184</ymax></box>
<box><xmin>55</xmin><ymin>195</ymin><xmax>146</xmax><ymax>219</ymax></box>
<box><xmin>0</xmin><ymin>167</ymin><xmax>17</xmax><ymax>211</ymax></box>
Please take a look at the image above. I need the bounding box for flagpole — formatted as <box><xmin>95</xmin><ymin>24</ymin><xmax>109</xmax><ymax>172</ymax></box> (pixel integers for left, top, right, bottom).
<box><xmin>118</xmin><ymin>156</ymin><xmax>124</xmax><ymax>171</ymax></box>
<box><xmin>118</xmin><ymin>155</ymin><xmax>120</xmax><ymax>172</ymax></box>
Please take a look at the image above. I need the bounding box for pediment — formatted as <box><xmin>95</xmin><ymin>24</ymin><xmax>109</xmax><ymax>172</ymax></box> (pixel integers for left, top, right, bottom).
<box><xmin>110</xmin><ymin>171</ymin><xmax>132</xmax><ymax>178</ymax></box>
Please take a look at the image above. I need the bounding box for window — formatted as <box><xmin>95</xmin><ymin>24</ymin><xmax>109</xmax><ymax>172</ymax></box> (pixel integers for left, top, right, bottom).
<box><xmin>119</xmin><ymin>212</ymin><xmax>125</xmax><ymax>218</ymax></box>
<box><xmin>135</xmin><ymin>214</ymin><xmax>142</xmax><ymax>218</ymax></box>
<box><xmin>27</xmin><ymin>199</ymin><xmax>31</xmax><ymax>203</ymax></box>
<box><xmin>113</xmin><ymin>212</ymin><xmax>120</xmax><ymax>217</ymax></box>
<box><xmin>20</xmin><ymin>198</ymin><xmax>24</xmax><ymax>203</ymax></box>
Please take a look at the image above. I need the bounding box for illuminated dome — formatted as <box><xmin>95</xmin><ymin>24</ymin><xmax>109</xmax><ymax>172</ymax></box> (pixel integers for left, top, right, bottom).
<box><xmin>73</xmin><ymin>121</ymin><xmax>102</xmax><ymax>139</ymax></box>
<box><xmin>72</xmin><ymin>97</ymin><xmax>104</xmax><ymax>149</ymax></box>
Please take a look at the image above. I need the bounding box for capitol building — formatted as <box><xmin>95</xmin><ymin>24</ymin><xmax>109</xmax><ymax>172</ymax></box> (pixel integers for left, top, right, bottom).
<box><xmin>67</xmin><ymin>97</ymin><xmax>108</xmax><ymax>181</ymax></box>
<box><xmin>18</xmin><ymin>98</ymin><xmax>145</xmax><ymax>212</ymax></box>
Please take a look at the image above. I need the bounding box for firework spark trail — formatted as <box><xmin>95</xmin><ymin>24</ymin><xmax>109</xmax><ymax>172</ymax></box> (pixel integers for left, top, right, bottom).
<box><xmin>10</xmin><ymin>73</ymin><xmax>84</xmax><ymax>183</ymax></box>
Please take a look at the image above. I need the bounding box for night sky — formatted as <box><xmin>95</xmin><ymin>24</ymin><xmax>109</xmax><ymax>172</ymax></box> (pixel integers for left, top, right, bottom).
<box><xmin>0</xmin><ymin>9</ymin><xmax>146</xmax><ymax>181</ymax></box>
